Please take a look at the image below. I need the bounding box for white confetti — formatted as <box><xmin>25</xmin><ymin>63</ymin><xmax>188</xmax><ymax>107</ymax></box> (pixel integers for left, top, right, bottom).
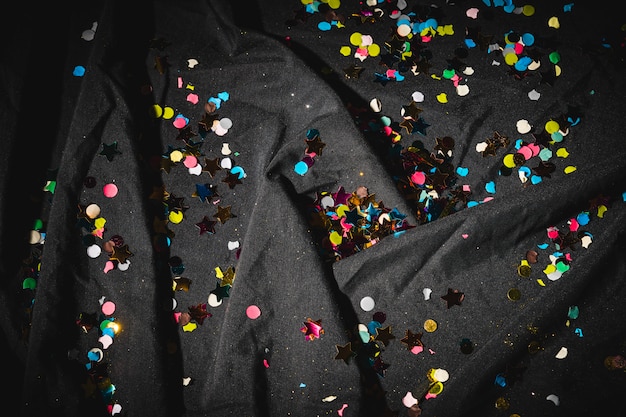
<box><xmin>402</xmin><ymin>392</ymin><xmax>418</xmax><ymax>408</ymax></box>
<box><xmin>516</xmin><ymin>119</ymin><xmax>532</xmax><ymax>134</ymax></box>
<box><xmin>555</xmin><ymin>346</ymin><xmax>568</xmax><ymax>359</ymax></box>
<box><xmin>322</xmin><ymin>395</ymin><xmax>337</xmax><ymax>403</ymax></box>
<box><xmin>546</xmin><ymin>394</ymin><xmax>560</xmax><ymax>406</ymax></box>
<box><xmin>528</xmin><ymin>89</ymin><xmax>541</xmax><ymax>101</ymax></box>
<box><xmin>423</xmin><ymin>288</ymin><xmax>432</xmax><ymax>300</ymax></box>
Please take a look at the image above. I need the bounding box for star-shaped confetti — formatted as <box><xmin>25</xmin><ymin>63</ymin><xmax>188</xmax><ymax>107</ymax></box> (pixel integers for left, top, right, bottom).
<box><xmin>344</xmin><ymin>64</ymin><xmax>365</xmax><ymax>79</ymax></box>
<box><xmin>193</xmin><ymin>183</ymin><xmax>218</xmax><ymax>203</ymax></box>
<box><xmin>109</xmin><ymin>244</ymin><xmax>133</xmax><ymax>264</ymax></box>
<box><xmin>441</xmin><ymin>288</ymin><xmax>465</xmax><ymax>308</ymax></box>
<box><xmin>188</xmin><ymin>303</ymin><xmax>212</xmax><ymax>325</ymax></box>
<box><xmin>202</xmin><ymin>157</ymin><xmax>222</xmax><ymax>177</ymax></box>
<box><xmin>402</xmin><ymin>101</ymin><xmax>423</xmax><ymax>121</ymax></box>
<box><xmin>222</xmin><ymin>172</ymin><xmax>243</xmax><ymax>189</ymax></box>
<box><xmin>210</xmin><ymin>281</ymin><xmax>231</xmax><ymax>300</ymax></box>
<box><xmin>334</xmin><ymin>342</ymin><xmax>356</xmax><ymax>364</ymax></box>
<box><xmin>400</xmin><ymin>329</ymin><xmax>423</xmax><ymax>350</ymax></box>
<box><xmin>301</xmin><ymin>318</ymin><xmax>324</xmax><ymax>341</ymax></box>
<box><xmin>99</xmin><ymin>142</ymin><xmax>122</xmax><ymax>162</ymax></box>
<box><xmin>214</xmin><ymin>205</ymin><xmax>235</xmax><ymax>224</ymax></box>
<box><xmin>374</xmin><ymin>326</ymin><xmax>395</xmax><ymax>347</ymax></box>
<box><xmin>305</xmin><ymin>134</ymin><xmax>326</xmax><ymax>156</ymax></box>
<box><xmin>195</xmin><ymin>216</ymin><xmax>217</xmax><ymax>235</ymax></box>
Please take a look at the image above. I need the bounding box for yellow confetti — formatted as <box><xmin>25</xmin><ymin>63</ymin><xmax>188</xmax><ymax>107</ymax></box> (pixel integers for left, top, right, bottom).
<box><xmin>503</xmin><ymin>153</ymin><xmax>516</xmax><ymax>168</ymax></box>
<box><xmin>564</xmin><ymin>165</ymin><xmax>577</xmax><ymax>174</ymax></box>
<box><xmin>186</xmin><ymin>83</ymin><xmax>195</xmax><ymax>90</ymax></box>
<box><xmin>327</xmin><ymin>0</ymin><xmax>340</xmax><ymax>9</ymax></box>
<box><xmin>545</xmin><ymin>120</ymin><xmax>560</xmax><ymax>134</ymax></box>
<box><xmin>548</xmin><ymin>16</ymin><xmax>560</xmax><ymax>29</ymax></box>
<box><xmin>431</xmin><ymin>74</ymin><xmax>441</xmax><ymax>80</ymax></box>
<box><xmin>162</xmin><ymin>106</ymin><xmax>175</xmax><ymax>119</ymax></box>
<box><xmin>214</xmin><ymin>267</ymin><xmax>224</xmax><ymax>278</ymax></box>
<box><xmin>94</xmin><ymin>217</ymin><xmax>106</xmax><ymax>229</ymax></box>
<box><xmin>150</xmin><ymin>104</ymin><xmax>163</xmax><ymax>118</ymax></box>
<box><xmin>537</xmin><ymin>279</ymin><xmax>546</xmax><ymax>287</ymax></box>
<box><xmin>504</xmin><ymin>53</ymin><xmax>518</xmax><ymax>66</ymax></box>
<box><xmin>555</xmin><ymin>65</ymin><xmax>562</xmax><ymax>76</ymax></box>
<box><xmin>597</xmin><ymin>205</ymin><xmax>608</xmax><ymax>218</ymax></box>
<box><xmin>168</xmin><ymin>210</ymin><xmax>183</xmax><ymax>224</ymax></box>
<box><xmin>522</xmin><ymin>4</ymin><xmax>535</xmax><ymax>16</ymax></box>
<box><xmin>368</xmin><ymin>43</ymin><xmax>381</xmax><ymax>57</ymax></box>
<box><xmin>339</xmin><ymin>46</ymin><xmax>351</xmax><ymax>56</ymax></box>
<box><xmin>182</xmin><ymin>322</ymin><xmax>197</xmax><ymax>332</ymax></box>
<box><xmin>543</xmin><ymin>264</ymin><xmax>557</xmax><ymax>275</ymax></box>
<box><xmin>349</xmin><ymin>32</ymin><xmax>362</xmax><ymax>46</ymax></box>
<box><xmin>436</xmin><ymin>93</ymin><xmax>448</xmax><ymax>103</ymax></box>
<box><xmin>556</xmin><ymin>148</ymin><xmax>569</xmax><ymax>158</ymax></box>
<box><xmin>170</xmin><ymin>149</ymin><xmax>184</xmax><ymax>162</ymax></box>
<box><xmin>336</xmin><ymin>204</ymin><xmax>349</xmax><ymax>217</ymax></box>
<box><xmin>329</xmin><ymin>230</ymin><xmax>343</xmax><ymax>245</ymax></box>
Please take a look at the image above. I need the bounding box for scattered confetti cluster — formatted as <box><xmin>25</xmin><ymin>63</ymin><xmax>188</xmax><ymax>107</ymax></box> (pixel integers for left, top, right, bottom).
<box><xmin>75</xmin><ymin>299</ymin><xmax>122</xmax><ymax>415</ymax></box>
<box><xmin>306</xmin><ymin>185</ymin><xmax>414</xmax><ymax>261</ymax></box>
<box><xmin>7</xmin><ymin>1</ymin><xmax>626</xmax><ymax>417</ymax></box>
<box><xmin>294</xmin><ymin>128</ymin><xmax>326</xmax><ymax>176</ymax></box>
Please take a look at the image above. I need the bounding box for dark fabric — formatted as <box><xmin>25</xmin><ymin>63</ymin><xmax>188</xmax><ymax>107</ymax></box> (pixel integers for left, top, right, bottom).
<box><xmin>2</xmin><ymin>1</ymin><xmax>625</xmax><ymax>417</ymax></box>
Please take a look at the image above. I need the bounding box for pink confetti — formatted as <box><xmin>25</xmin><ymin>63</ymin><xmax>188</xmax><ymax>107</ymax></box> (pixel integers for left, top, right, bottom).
<box><xmin>103</xmin><ymin>183</ymin><xmax>118</xmax><ymax>198</ymax></box>
<box><xmin>263</xmin><ymin>359</ymin><xmax>270</xmax><ymax>368</ymax></box>
<box><xmin>173</xmin><ymin>115</ymin><xmax>188</xmax><ymax>129</ymax></box>
<box><xmin>177</xmin><ymin>77</ymin><xmax>183</xmax><ymax>88</ymax></box>
<box><xmin>246</xmin><ymin>305</ymin><xmax>261</xmax><ymax>320</ymax></box>
<box><xmin>338</xmin><ymin>404</ymin><xmax>348</xmax><ymax>416</ymax></box>
<box><xmin>186</xmin><ymin>93</ymin><xmax>199</xmax><ymax>104</ymax></box>
<box><xmin>466</xmin><ymin>7</ymin><xmax>479</xmax><ymax>19</ymax></box>
<box><xmin>411</xmin><ymin>345</ymin><xmax>423</xmax><ymax>355</ymax></box>
<box><xmin>101</xmin><ymin>300</ymin><xmax>116</xmax><ymax>315</ymax></box>
<box><xmin>103</xmin><ymin>260</ymin><xmax>115</xmax><ymax>273</ymax></box>
<box><xmin>411</xmin><ymin>171</ymin><xmax>426</xmax><ymax>185</ymax></box>
<box><xmin>462</xmin><ymin>233</ymin><xmax>469</xmax><ymax>239</ymax></box>
<box><xmin>183</xmin><ymin>155</ymin><xmax>198</xmax><ymax>168</ymax></box>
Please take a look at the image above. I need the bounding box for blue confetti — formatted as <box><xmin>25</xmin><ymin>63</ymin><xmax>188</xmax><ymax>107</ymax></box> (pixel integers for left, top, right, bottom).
<box><xmin>73</xmin><ymin>65</ymin><xmax>86</xmax><ymax>77</ymax></box>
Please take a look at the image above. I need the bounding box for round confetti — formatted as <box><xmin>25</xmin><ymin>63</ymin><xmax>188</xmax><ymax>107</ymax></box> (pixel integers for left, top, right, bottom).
<box><xmin>207</xmin><ymin>292</ymin><xmax>223</xmax><ymax>307</ymax></box>
<box><xmin>428</xmin><ymin>382</ymin><xmax>444</xmax><ymax>395</ymax></box>
<box><xmin>103</xmin><ymin>183</ymin><xmax>118</xmax><ymax>198</ymax></box>
<box><xmin>494</xmin><ymin>397</ymin><xmax>510</xmax><ymax>410</ymax></box>
<box><xmin>507</xmin><ymin>288</ymin><xmax>521</xmax><ymax>301</ymax></box>
<box><xmin>349</xmin><ymin>32</ymin><xmax>362</xmax><ymax>46</ymax></box>
<box><xmin>411</xmin><ymin>91</ymin><xmax>425</xmax><ymax>102</ymax></box>
<box><xmin>101</xmin><ymin>300</ymin><xmax>116</xmax><ymax>315</ymax></box>
<box><xmin>548</xmin><ymin>16</ymin><xmax>560</xmax><ymax>29</ymax></box>
<box><xmin>246</xmin><ymin>305</ymin><xmax>261</xmax><ymax>319</ymax></box>
<box><xmin>423</xmin><ymin>319</ymin><xmax>437</xmax><ymax>332</ymax></box>
<box><xmin>360</xmin><ymin>296</ymin><xmax>375</xmax><ymax>312</ymax></box>
<box><xmin>73</xmin><ymin>66</ymin><xmax>86</xmax><ymax>77</ymax></box>
<box><xmin>516</xmin><ymin>119</ymin><xmax>532</xmax><ymax>134</ymax></box>
<box><xmin>433</xmin><ymin>368</ymin><xmax>449</xmax><ymax>382</ymax></box>
<box><xmin>87</xmin><ymin>244</ymin><xmax>102</xmax><ymax>258</ymax></box>
<box><xmin>183</xmin><ymin>155</ymin><xmax>198</xmax><ymax>168</ymax></box>
<box><xmin>294</xmin><ymin>161</ymin><xmax>308</xmax><ymax>176</ymax></box>
<box><xmin>86</xmin><ymin>203</ymin><xmax>101</xmax><ymax>219</ymax></box>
